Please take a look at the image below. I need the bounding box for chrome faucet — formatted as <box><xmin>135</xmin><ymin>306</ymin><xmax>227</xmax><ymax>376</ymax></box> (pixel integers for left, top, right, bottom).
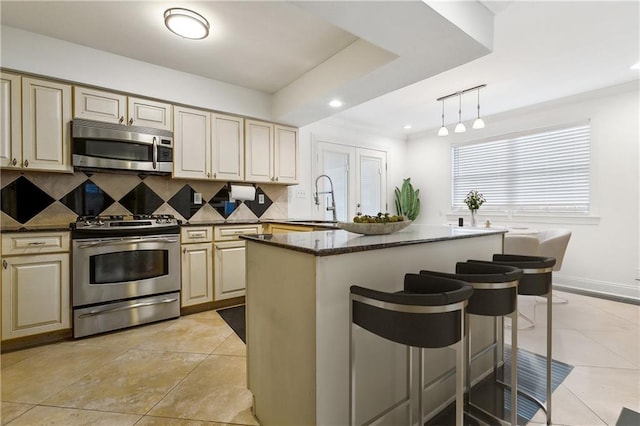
<box><xmin>314</xmin><ymin>174</ymin><xmax>337</xmax><ymax>222</ymax></box>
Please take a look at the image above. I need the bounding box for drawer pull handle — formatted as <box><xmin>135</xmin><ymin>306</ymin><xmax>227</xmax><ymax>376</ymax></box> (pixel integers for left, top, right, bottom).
<box><xmin>27</xmin><ymin>241</ymin><xmax>47</xmax><ymax>245</ymax></box>
<box><xmin>2</xmin><ymin>260</ymin><xmax>7</xmax><ymax>269</ymax></box>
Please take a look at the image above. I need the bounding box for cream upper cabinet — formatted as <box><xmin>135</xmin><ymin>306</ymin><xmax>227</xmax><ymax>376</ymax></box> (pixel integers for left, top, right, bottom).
<box><xmin>73</xmin><ymin>86</ymin><xmax>127</xmax><ymax>124</ymax></box>
<box><xmin>245</xmin><ymin>120</ymin><xmax>298</xmax><ymax>184</ymax></box>
<box><xmin>128</xmin><ymin>96</ymin><xmax>172</xmax><ymax>130</ymax></box>
<box><xmin>0</xmin><ymin>72</ymin><xmax>22</xmax><ymax>169</ymax></box>
<box><xmin>21</xmin><ymin>77</ymin><xmax>72</xmax><ymax>172</ymax></box>
<box><xmin>73</xmin><ymin>87</ymin><xmax>172</xmax><ymax>131</ymax></box>
<box><xmin>274</xmin><ymin>125</ymin><xmax>299</xmax><ymax>184</ymax></box>
<box><xmin>1</xmin><ymin>232</ymin><xmax>71</xmax><ymax>340</ymax></box>
<box><xmin>212</xmin><ymin>113</ymin><xmax>244</xmax><ymax>181</ymax></box>
<box><xmin>173</xmin><ymin>106</ymin><xmax>211</xmax><ymax>179</ymax></box>
<box><xmin>245</xmin><ymin>119</ymin><xmax>274</xmax><ymax>183</ymax></box>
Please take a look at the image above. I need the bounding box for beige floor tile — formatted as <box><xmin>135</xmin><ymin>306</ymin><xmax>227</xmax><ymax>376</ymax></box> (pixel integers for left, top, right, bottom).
<box><xmin>136</xmin><ymin>317</ymin><xmax>233</xmax><ymax>354</ymax></box>
<box><xmin>529</xmin><ymin>384</ymin><xmax>606</xmax><ymax>425</ymax></box>
<box><xmin>562</xmin><ymin>365</ymin><xmax>640</xmax><ymax>425</ymax></box>
<box><xmin>0</xmin><ymin>345</ymin><xmax>46</xmax><ymax>370</ymax></box>
<box><xmin>42</xmin><ymin>349</ymin><xmax>206</xmax><ymax>415</ymax></box>
<box><xmin>1</xmin><ymin>343</ymin><xmax>126</xmax><ymax>404</ymax></box>
<box><xmin>5</xmin><ymin>405</ymin><xmax>141</xmax><ymax>425</ymax></box>
<box><xmin>76</xmin><ymin>319</ymin><xmax>178</xmax><ymax>350</ymax></box>
<box><xmin>136</xmin><ymin>416</ymin><xmax>229</xmax><ymax>425</ymax></box>
<box><xmin>187</xmin><ymin>310</ymin><xmax>224</xmax><ymax>321</ymax></box>
<box><xmin>0</xmin><ymin>402</ymin><xmax>34</xmax><ymax>425</ymax></box>
<box><xmin>148</xmin><ymin>355</ymin><xmax>257</xmax><ymax>425</ymax></box>
<box><xmin>579</xmin><ymin>329</ymin><xmax>640</xmax><ymax>368</ymax></box>
<box><xmin>212</xmin><ymin>333</ymin><xmax>246</xmax><ymax>357</ymax></box>
<box><xmin>517</xmin><ymin>327</ymin><xmax>636</xmax><ymax>369</ymax></box>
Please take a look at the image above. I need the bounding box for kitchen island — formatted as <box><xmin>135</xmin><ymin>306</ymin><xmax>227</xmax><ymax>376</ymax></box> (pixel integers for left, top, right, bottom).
<box><xmin>243</xmin><ymin>225</ymin><xmax>506</xmax><ymax>425</ymax></box>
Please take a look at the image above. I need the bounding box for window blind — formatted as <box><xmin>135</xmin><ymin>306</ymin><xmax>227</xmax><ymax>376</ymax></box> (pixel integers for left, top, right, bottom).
<box><xmin>452</xmin><ymin>123</ymin><xmax>591</xmax><ymax>213</ymax></box>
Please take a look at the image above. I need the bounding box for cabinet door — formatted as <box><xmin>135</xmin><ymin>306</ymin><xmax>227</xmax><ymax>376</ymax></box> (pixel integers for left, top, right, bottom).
<box><xmin>214</xmin><ymin>241</ymin><xmax>246</xmax><ymax>300</ymax></box>
<box><xmin>0</xmin><ymin>72</ymin><xmax>21</xmax><ymax>169</ymax></box>
<box><xmin>127</xmin><ymin>97</ymin><xmax>172</xmax><ymax>131</ymax></box>
<box><xmin>21</xmin><ymin>77</ymin><xmax>72</xmax><ymax>172</ymax></box>
<box><xmin>245</xmin><ymin>119</ymin><xmax>274</xmax><ymax>183</ymax></box>
<box><xmin>212</xmin><ymin>113</ymin><xmax>244</xmax><ymax>181</ymax></box>
<box><xmin>181</xmin><ymin>243</ymin><xmax>213</xmax><ymax>307</ymax></box>
<box><xmin>73</xmin><ymin>86</ymin><xmax>126</xmax><ymax>124</ymax></box>
<box><xmin>2</xmin><ymin>253</ymin><xmax>70</xmax><ymax>340</ymax></box>
<box><xmin>274</xmin><ymin>125</ymin><xmax>298</xmax><ymax>184</ymax></box>
<box><xmin>173</xmin><ymin>106</ymin><xmax>211</xmax><ymax>179</ymax></box>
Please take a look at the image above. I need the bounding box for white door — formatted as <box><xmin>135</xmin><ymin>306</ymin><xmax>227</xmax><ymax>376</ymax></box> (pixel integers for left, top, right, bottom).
<box><xmin>356</xmin><ymin>148</ymin><xmax>387</xmax><ymax>216</ymax></box>
<box><xmin>314</xmin><ymin>141</ymin><xmax>387</xmax><ymax>221</ymax></box>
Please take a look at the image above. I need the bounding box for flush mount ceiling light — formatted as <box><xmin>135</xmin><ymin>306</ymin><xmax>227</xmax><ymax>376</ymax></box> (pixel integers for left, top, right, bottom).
<box><xmin>436</xmin><ymin>84</ymin><xmax>487</xmax><ymax>136</ymax></box>
<box><xmin>329</xmin><ymin>99</ymin><xmax>343</xmax><ymax>108</ymax></box>
<box><xmin>164</xmin><ymin>8</ymin><xmax>210</xmax><ymax>40</ymax></box>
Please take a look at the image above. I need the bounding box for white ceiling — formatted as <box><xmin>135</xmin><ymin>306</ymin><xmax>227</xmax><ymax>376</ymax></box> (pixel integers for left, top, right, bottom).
<box><xmin>1</xmin><ymin>1</ymin><xmax>638</xmax><ymax>136</ymax></box>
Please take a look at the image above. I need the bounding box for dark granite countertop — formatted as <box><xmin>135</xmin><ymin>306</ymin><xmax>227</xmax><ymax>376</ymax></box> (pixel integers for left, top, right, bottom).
<box><xmin>1</xmin><ymin>225</ymin><xmax>72</xmax><ymax>234</ymax></box>
<box><xmin>241</xmin><ymin>224</ymin><xmax>507</xmax><ymax>256</ymax></box>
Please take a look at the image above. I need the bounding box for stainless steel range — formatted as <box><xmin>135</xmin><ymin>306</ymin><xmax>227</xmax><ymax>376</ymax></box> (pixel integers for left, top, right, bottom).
<box><xmin>71</xmin><ymin>214</ymin><xmax>181</xmax><ymax>338</ymax></box>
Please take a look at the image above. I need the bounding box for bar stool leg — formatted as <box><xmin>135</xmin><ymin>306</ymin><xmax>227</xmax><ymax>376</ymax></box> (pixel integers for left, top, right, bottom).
<box><xmin>546</xmin><ymin>292</ymin><xmax>552</xmax><ymax>425</ymax></box>
<box><xmin>349</xmin><ymin>294</ymin><xmax>356</xmax><ymax>426</ymax></box>
<box><xmin>510</xmin><ymin>297</ymin><xmax>518</xmax><ymax>426</ymax></box>
<box><xmin>456</xmin><ymin>314</ymin><xmax>465</xmax><ymax>426</ymax></box>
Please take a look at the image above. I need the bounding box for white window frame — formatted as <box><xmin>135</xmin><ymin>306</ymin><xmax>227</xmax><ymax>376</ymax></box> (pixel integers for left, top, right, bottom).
<box><xmin>451</xmin><ymin>122</ymin><xmax>592</xmax><ymax>220</ymax></box>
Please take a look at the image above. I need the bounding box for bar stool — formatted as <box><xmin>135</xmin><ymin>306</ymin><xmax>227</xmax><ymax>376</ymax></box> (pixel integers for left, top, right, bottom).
<box><xmin>349</xmin><ymin>274</ymin><xmax>473</xmax><ymax>426</ymax></box>
<box><xmin>420</xmin><ymin>262</ymin><xmax>522</xmax><ymax>425</ymax></box>
<box><xmin>478</xmin><ymin>254</ymin><xmax>556</xmax><ymax>426</ymax></box>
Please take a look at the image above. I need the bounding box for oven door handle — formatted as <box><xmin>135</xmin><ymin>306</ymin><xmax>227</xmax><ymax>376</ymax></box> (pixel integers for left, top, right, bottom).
<box><xmin>76</xmin><ymin>237</ymin><xmax>179</xmax><ymax>249</ymax></box>
<box><xmin>77</xmin><ymin>297</ymin><xmax>178</xmax><ymax>318</ymax></box>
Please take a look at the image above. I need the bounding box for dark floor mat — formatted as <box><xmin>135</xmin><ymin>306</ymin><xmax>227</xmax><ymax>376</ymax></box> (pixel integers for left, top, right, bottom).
<box><xmin>218</xmin><ymin>305</ymin><xmax>245</xmax><ymax>343</ymax></box>
<box><xmin>616</xmin><ymin>407</ymin><xmax>640</xmax><ymax>426</ymax></box>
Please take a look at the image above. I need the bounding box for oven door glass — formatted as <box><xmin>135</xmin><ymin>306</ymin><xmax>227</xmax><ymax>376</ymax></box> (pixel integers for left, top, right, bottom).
<box><xmin>90</xmin><ymin>249</ymin><xmax>168</xmax><ymax>284</ymax></box>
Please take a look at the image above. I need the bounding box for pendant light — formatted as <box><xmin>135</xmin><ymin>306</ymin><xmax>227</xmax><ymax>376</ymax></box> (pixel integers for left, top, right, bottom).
<box><xmin>472</xmin><ymin>87</ymin><xmax>485</xmax><ymax>129</ymax></box>
<box><xmin>437</xmin><ymin>99</ymin><xmax>449</xmax><ymax>136</ymax></box>
<box><xmin>454</xmin><ymin>92</ymin><xmax>466</xmax><ymax>133</ymax></box>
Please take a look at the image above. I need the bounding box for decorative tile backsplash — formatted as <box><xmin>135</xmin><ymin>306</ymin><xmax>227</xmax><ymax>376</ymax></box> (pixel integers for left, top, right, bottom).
<box><xmin>0</xmin><ymin>170</ymin><xmax>288</xmax><ymax>227</ymax></box>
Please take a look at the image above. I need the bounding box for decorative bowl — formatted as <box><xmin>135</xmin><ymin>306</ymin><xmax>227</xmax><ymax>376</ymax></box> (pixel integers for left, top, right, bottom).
<box><xmin>337</xmin><ymin>220</ymin><xmax>412</xmax><ymax>235</ymax></box>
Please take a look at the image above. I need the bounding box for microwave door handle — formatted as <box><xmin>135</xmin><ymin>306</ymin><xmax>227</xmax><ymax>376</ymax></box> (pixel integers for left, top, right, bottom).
<box><xmin>152</xmin><ymin>136</ymin><xmax>158</xmax><ymax>169</ymax></box>
<box><xmin>76</xmin><ymin>237</ymin><xmax>178</xmax><ymax>249</ymax></box>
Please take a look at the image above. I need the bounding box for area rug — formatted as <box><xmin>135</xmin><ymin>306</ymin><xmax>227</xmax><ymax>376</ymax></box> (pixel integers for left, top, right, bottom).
<box><xmin>218</xmin><ymin>305</ymin><xmax>246</xmax><ymax>343</ymax></box>
<box><xmin>616</xmin><ymin>407</ymin><xmax>640</xmax><ymax>426</ymax></box>
<box><xmin>427</xmin><ymin>346</ymin><xmax>573</xmax><ymax>425</ymax></box>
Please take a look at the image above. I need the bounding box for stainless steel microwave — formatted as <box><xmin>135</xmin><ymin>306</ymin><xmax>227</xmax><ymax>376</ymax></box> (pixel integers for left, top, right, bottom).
<box><xmin>71</xmin><ymin>118</ymin><xmax>173</xmax><ymax>174</ymax></box>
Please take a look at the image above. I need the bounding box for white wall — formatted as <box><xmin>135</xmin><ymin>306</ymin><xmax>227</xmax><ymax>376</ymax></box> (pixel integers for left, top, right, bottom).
<box><xmin>0</xmin><ymin>25</ymin><xmax>272</xmax><ymax>122</ymax></box>
<box><xmin>289</xmin><ymin>118</ymin><xmax>407</xmax><ymax>220</ymax></box>
<box><xmin>406</xmin><ymin>81</ymin><xmax>640</xmax><ymax>300</ymax></box>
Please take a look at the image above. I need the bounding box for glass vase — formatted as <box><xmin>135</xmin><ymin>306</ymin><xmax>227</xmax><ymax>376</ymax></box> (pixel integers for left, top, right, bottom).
<box><xmin>470</xmin><ymin>209</ymin><xmax>477</xmax><ymax>227</ymax></box>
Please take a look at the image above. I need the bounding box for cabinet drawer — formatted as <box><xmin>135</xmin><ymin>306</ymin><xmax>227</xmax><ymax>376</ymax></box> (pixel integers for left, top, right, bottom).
<box><xmin>214</xmin><ymin>224</ymin><xmax>263</xmax><ymax>241</ymax></box>
<box><xmin>181</xmin><ymin>227</ymin><xmax>213</xmax><ymax>244</ymax></box>
<box><xmin>2</xmin><ymin>232</ymin><xmax>70</xmax><ymax>255</ymax></box>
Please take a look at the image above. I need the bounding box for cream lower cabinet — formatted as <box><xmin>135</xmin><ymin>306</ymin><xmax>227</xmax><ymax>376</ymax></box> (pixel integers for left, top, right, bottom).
<box><xmin>214</xmin><ymin>224</ymin><xmax>262</xmax><ymax>300</ymax></box>
<box><xmin>180</xmin><ymin>227</ymin><xmax>214</xmax><ymax>307</ymax></box>
<box><xmin>1</xmin><ymin>232</ymin><xmax>71</xmax><ymax>340</ymax></box>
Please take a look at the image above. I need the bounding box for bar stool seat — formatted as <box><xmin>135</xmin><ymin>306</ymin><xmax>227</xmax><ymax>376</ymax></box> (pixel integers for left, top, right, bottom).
<box><xmin>473</xmin><ymin>254</ymin><xmax>556</xmax><ymax>426</ymax></box>
<box><xmin>349</xmin><ymin>274</ymin><xmax>473</xmax><ymax>426</ymax></box>
<box><xmin>420</xmin><ymin>262</ymin><xmax>523</xmax><ymax>425</ymax></box>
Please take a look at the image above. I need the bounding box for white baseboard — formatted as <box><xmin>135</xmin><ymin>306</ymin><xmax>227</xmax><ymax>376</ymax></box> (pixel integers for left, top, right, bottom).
<box><xmin>553</xmin><ymin>275</ymin><xmax>640</xmax><ymax>303</ymax></box>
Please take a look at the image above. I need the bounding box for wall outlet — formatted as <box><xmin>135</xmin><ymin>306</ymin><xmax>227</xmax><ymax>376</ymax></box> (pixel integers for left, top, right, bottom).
<box><xmin>296</xmin><ymin>189</ymin><xmax>306</xmax><ymax>199</ymax></box>
<box><xmin>258</xmin><ymin>194</ymin><xmax>265</xmax><ymax>204</ymax></box>
<box><xmin>193</xmin><ymin>192</ymin><xmax>202</xmax><ymax>204</ymax></box>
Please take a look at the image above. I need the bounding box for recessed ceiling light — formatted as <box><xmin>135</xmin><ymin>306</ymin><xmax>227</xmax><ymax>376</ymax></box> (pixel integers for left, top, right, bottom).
<box><xmin>329</xmin><ymin>99</ymin><xmax>343</xmax><ymax>108</ymax></box>
<box><xmin>631</xmin><ymin>62</ymin><xmax>640</xmax><ymax>70</ymax></box>
<box><xmin>164</xmin><ymin>8</ymin><xmax>210</xmax><ymax>40</ymax></box>
<box><xmin>403</xmin><ymin>124</ymin><xmax>412</xmax><ymax>129</ymax></box>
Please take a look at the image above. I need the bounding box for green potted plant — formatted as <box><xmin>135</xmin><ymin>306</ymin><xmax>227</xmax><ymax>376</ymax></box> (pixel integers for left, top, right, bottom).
<box><xmin>394</xmin><ymin>178</ymin><xmax>420</xmax><ymax>221</ymax></box>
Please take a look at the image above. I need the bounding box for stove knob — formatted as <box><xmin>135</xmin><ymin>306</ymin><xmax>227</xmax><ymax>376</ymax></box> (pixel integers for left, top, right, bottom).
<box><xmin>97</xmin><ymin>220</ymin><xmax>104</xmax><ymax>226</ymax></box>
